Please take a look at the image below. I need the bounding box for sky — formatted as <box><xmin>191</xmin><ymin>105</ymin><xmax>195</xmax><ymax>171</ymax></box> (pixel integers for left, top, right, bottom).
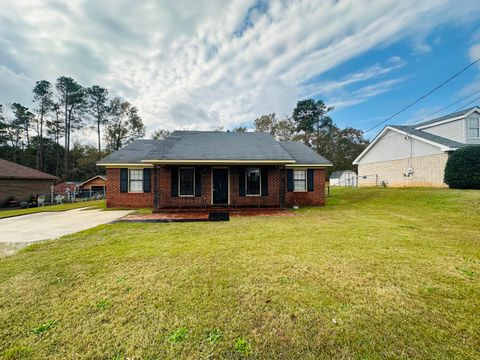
<box><xmin>1</xmin><ymin>0</ymin><xmax>480</xmax><ymax>144</ymax></box>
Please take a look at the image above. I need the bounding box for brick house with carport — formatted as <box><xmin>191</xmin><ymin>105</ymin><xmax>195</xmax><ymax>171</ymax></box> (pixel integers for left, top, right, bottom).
<box><xmin>0</xmin><ymin>158</ymin><xmax>58</xmax><ymax>206</ymax></box>
<box><xmin>97</xmin><ymin>131</ymin><xmax>332</xmax><ymax>211</ymax></box>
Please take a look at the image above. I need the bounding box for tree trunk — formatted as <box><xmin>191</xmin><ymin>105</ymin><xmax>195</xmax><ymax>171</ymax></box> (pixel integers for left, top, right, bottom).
<box><xmin>64</xmin><ymin>96</ymin><xmax>69</xmax><ymax>180</ymax></box>
<box><xmin>97</xmin><ymin>118</ymin><xmax>101</xmax><ymax>158</ymax></box>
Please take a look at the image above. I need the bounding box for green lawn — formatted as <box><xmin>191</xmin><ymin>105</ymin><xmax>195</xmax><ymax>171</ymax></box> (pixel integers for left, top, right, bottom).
<box><xmin>0</xmin><ymin>188</ymin><xmax>479</xmax><ymax>359</ymax></box>
<box><xmin>0</xmin><ymin>200</ymin><xmax>105</xmax><ymax>219</ymax></box>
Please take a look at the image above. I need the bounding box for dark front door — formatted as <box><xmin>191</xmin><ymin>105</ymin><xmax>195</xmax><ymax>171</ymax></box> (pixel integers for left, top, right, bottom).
<box><xmin>212</xmin><ymin>168</ymin><xmax>229</xmax><ymax>205</ymax></box>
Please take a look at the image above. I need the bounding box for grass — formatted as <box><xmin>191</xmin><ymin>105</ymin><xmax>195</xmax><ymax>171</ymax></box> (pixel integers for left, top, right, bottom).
<box><xmin>0</xmin><ymin>200</ymin><xmax>105</xmax><ymax>219</ymax></box>
<box><xmin>0</xmin><ymin>188</ymin><xmax>479</xmax><ymax>359</ymax></box>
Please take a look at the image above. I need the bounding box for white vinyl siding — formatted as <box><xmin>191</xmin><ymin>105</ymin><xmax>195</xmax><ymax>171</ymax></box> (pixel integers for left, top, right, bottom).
<box><xmin>129</xmin><ymin>169</ymin><xmax>143</xmax><ymax>192</ymax></box>
<box><xmin>358</xmin><ymin>129</ymin><xmax>442</xmax><ymax>165</ymax></box>
<box><xmin>422</xmin><ymin>119</ymin><xmax>465</xmax><ymax>143</ymax></box>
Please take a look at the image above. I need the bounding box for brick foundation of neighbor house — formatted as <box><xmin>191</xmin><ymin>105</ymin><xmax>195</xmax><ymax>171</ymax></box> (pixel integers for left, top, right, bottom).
<box><xmin>357</xmin><ymin>153</ymin><xmax>449</xmax><ymax>187</ymax></box>
<box><xmin>106</xmin><ymin>166</ymin><xmax>326</xmax><ymax>210</ymax></box>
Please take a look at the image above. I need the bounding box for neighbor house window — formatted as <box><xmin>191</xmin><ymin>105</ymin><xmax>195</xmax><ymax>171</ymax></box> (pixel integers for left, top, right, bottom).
<box><xmin>293</xmin><ymin>170</ymin><xmax>307</xmax><ymax>191</ymax></box>
<box><xmin>246</xmin><ymin>168</ymin><xmax>261</xmax><ymax>195</ymax></box>
<box><xmin>129</xmin><ymin>169</ymin><xmax>143</xmax><ymax>192</ymax></box>
<box><xmin>468</xmin><ymin>117</ymin><xmax>480</xmax><ymax>138</ymax></box>
<box><xmin>179</xmin><ymin>168</ymin><xmax>195</xmax><ymax>196</ymax></box>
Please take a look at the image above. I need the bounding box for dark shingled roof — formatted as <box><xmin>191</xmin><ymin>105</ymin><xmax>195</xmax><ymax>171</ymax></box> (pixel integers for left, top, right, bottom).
<box><xmin>278</xmin><ymin>141</ymin><xmax>332</xmax><ymax>165</ymax></box>
<box><xmin>0</xmin><ymin>158</ymin><xmax>57</xmax><ymax>180</ymax></box>
<box><xmin>413</xmin><ymin>106</ymin><xmax>479</xmax><ymax>127</ymax></box>
<box><xmin>98</xmin><ymin>139</ymin><xmax>159</xmax><ymax>164</ymax></box>
<box><xmin>389</xmin><ymin>125</ymin><xmax>467</xmax><ymax>149</ymax></box>
<box><xmin>98</xmin><ymin>131</ymin><xmax>331</xmax><ymax>165</ymax></box>
<box><xmin>145</xmin><ymin>131</ymin><xmax>293</xmax><ymax>160</ymax></box>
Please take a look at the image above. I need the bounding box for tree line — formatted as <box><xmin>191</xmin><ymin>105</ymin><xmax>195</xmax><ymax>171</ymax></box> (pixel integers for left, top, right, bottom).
<box><xmin>0</xmin><ymin>77</ymin><xmax>146</xmax><ymax>181</ymax></box>
<box><xmin>1</xmin><ymin>85</ymin><xmax>367</xmax><ymax>181</ymax></box>
<box><xmin>252</xmin><ymin>99</ymin><xmax>370</xmax><ymax>174</ymax></box>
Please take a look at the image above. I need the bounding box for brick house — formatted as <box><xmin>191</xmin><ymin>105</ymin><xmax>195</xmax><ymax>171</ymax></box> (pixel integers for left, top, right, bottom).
<box><xmin>0</xmin><ymin>158</ymin><xmax>58</xmax><ymax>206</ymax></box>
<box><xmin>353</xmin><ymin>106</ymin><xmax>480</xmax><ymax>187</ymax></box>
<box><xmin>97</xmin><ymin>131</ymin><xmax>332</xmax><ymax>210</ymax></box>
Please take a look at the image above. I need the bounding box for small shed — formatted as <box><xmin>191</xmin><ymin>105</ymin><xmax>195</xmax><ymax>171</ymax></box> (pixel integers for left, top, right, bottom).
<box><xmin>0</xmin><ymin>158</ymin><xmax>57</xmax><ymax>206</ymax></box>
<box><xmin>79</xmin><ymin>175</ymin><xmax>106</xmax><ymax>193</ymax></box>
<box><xmin>329</xmin><ymin>170</ymin><xmax>357</xmax><ymax>187</ymax></box>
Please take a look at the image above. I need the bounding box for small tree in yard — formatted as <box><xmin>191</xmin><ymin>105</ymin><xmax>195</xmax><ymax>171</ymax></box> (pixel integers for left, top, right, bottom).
<box><xmin>444</xmin><ymin>146</ymin><xmax>480</xmax><ymax>189</ymax></box>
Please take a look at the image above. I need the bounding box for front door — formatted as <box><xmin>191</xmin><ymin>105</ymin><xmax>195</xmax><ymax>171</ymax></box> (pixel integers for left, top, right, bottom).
<box><xmin>212</xmin><ymin>168</ymin><xmax>229</xmax><ymax>205</ymax></box>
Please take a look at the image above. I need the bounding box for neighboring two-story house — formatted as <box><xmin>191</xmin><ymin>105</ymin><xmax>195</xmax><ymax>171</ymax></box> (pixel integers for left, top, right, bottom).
<box><xmin>353</xmin><ymin>106</ymin><xmax>480</xmax><ymax>187</ymax></box>
<box><xmin>98</xmin><ymin>131</ymin><xmax>332</xmax><ymax>210</ymax></box>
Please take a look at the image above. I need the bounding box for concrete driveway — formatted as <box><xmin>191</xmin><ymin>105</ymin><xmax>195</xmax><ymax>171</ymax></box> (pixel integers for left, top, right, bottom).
<box><xmin>0</xmin><ymin>208</ymin><xmax>131</xmax><ymax>256</ymax></box>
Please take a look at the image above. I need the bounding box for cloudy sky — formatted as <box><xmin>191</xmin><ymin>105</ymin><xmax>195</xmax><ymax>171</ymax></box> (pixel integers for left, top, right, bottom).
<box><xmin>1</xmin><ymin>0</ymin><xmax>480</xmax><ymax>142</ymax></box>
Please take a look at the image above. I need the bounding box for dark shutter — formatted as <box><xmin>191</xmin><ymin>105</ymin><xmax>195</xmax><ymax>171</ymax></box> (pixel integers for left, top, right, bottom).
<box><xmin>171</xmin><ymin>167</ymin><xmax>178</xmax><ymax>197</ymax></box>
<box><xmin>239</xmin><ymin>167</ymin><xmax>245</xmax><ymax>196</ymax></box>
<box><xmin>120</xmin><ymin>168</ymin><xmax>128</xmax><ymax>193</ymax></box>
<box><xmin>143</xmin><ymin>168</ymin><xmax>151</xmax><ymax>193</ymax></box>
<box><xmin>287</xmin><ymin>169</ymin><xmax>294</xmax><ymax>192</ymax></box>
<box><xmin>307</xmin><ymin>169</ymin><xmax>314</xmax><ymax>191</ymax></box>
<box><xmin>195</xmin><ymin>167</ymin><xmax>202</xmax><ymax>197</ymax></box>
<box><xmin>261</xmin><ymin>167</ymin><xmax>268</xmax><ymax>196</ymax></box>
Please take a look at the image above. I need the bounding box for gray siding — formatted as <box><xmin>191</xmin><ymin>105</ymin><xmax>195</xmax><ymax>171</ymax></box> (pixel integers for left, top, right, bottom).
<box><xmin>358</xmin><ymin>129</ymin><xmax>442</xmax><ymax>165</ymax></box>
<box><xmin>422</xmin><ymin>119</ymin><xmax>465</xmax><ymax>143</ymax></box>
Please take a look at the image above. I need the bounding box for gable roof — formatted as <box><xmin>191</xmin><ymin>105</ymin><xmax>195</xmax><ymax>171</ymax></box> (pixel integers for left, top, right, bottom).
<box><xmin>414</xmin><ymin>106</ymin><xmax>479</xmax><ymax>128</ymax></box>
<box><xmin>353</xmin><ymin>106</ymin><xmax>478</xmax><ymax>165</ymax></box>
<box><xmin>389</xmin><ymin>125</ymin><xmax>466</xmax><ymax>148</ymax></box>
<box><xmin>0</xmin><ymin>158</ymin><xmax>57</xmax><ymax>180</ymax></box>
<box><xmin>98</xmin><ymin>131</ymin><xmax>331</xmax><ymax>166</ymax></box>
<box><xmin>78</xmin><ymin>175</ymin><xmax>107</xmax><ymax>187</ymax></box>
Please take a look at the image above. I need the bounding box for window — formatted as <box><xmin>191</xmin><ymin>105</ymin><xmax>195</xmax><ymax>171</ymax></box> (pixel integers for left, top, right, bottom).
<box><xmin>129</xmin><ymin>169</ymin><xmax>143</xmax><ymax>192</ymax></box>
<box><xmin>246</xmin><ymin>168</ymin><xmax>261</xmax><ymax>195</ymax></box>
<box><xmin>468</xmin><ymin>117</ymin><xmax>480</xmax><ymax>138</ymax></box>
<box><xmin>293</xmin><ymin>170</ymin><xmax>306</xmax><ymax>191</ymax></box>
<box><xmin>179</xmin><ymin>168</ymin><xmax>195</xmax><ymax>196</ymax></box>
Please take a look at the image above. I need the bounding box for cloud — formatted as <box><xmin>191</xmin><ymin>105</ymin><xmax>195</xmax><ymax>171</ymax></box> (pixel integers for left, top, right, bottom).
<box><xmin>0</xmin><ymin>0</ymin><xmax>479</xmax><ymax>134</ymax></box>
<box><xmin>329</xmin><ymin>77</ymin><xmax>407</xmax><ymax>110</ymax></box>
<box><xmin>301</xmin><ymin>56</ymin><xmax>406</xmax><ymax>98</ymax></box>
<box><xmin>469</xmin><ymin>43</ymin><xmax>480</xmax><ymax>62</ymax></box>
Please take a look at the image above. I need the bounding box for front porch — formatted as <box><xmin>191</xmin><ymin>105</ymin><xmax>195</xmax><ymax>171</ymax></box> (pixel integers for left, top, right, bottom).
<box><xmin>151</xmin><ymin>165</ymin><xmax>286</xmax><ymax>211</ymax></box>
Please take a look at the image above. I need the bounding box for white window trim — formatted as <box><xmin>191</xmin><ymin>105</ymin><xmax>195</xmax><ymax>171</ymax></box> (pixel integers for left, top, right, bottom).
<box><xmin>293</xmin><ymin>169</ymin><xmax>307</xmax><ymax>192</ymax></box>
<box><xmin>128</xmin><ymin>168</ymin><xmax>143</xmax><ymax>193</ymax></box>
<box><xmin>245</xmin><ymin>167</ymin><xmax>262</xmax><ymax>196</ymax></box>
<box><xmin>178</xmin><ymin>167</ymin><xmax>195</xmax><ymax>197</ymax></box>
<box><xmin>467</xmin><ymin>117</ymin><xmax>480</xmax><ymax>139</ymax></box>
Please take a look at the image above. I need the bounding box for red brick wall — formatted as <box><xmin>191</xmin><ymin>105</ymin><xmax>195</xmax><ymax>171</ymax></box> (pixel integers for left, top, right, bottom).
<box><xmin>106</xmin><ymin>168</ymin><xmax>154</xmax><ymax>208</ymax></box>
<box><xmin>230</xmin><ymin>167</ymin><xmax>281</xmax><ymax>207</ymax></box>
<box><xmin>158</xmin><ymin>166</ymin><xmax>212</xmax><ymax>208</ymax></box>
<box><xmin>0</xmin><ymin>179</ymin><xmax>55</xmax><ymax>206</ymax></box>
<box><xmin>105</xmin><ymin>166</ymin><xmax>326</xmax><ymax>209</ymax></box>
<box><xmin>286</xmin><ymin>168</ymin><xmax>326</xmax><ymax>207</ymax></box>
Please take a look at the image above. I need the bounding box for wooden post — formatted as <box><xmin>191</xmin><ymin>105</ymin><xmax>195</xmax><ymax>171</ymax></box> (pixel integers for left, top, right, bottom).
<box><xmin>153</xmin><ymin>165</ymin><xmax>159</xmax><ymax>210</ymax></box>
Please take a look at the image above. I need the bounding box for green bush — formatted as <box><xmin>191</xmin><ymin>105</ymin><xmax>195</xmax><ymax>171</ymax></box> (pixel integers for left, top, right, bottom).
<box><xmin>444</xmin><ymin>146</ymin><xmax>480</xmax><ymax>189</ymax></box>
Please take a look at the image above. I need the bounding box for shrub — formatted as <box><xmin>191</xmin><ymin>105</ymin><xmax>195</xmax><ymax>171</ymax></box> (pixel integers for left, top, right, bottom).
<box><xmin>444</xmin><ymin>146</ymin><xmax>480</xmax><ymax>189</ymax></box>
